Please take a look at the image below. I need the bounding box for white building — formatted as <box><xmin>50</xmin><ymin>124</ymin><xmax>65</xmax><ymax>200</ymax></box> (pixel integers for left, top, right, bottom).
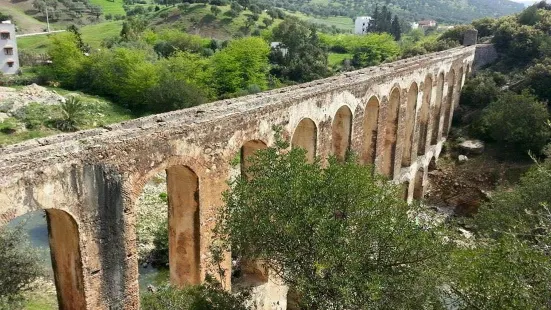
<box><xmin>354</xmin><ymin>16</ymin><xmax>372</xmax><ymax>35</ymax></box>
<box><xmin>0</xmin><ymin>21</ymin><xmax>19</xmax><ymax>75</ymax></box>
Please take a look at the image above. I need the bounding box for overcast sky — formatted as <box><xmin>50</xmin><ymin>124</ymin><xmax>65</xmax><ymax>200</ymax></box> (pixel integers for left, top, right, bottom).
<box><xmin>510</xmin><ymin>0</ymin><xmax>539</xmax><ymax>5</ymax></box>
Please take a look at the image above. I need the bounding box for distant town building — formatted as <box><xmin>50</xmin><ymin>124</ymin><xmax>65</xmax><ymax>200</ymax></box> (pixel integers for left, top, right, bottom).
<box><xmin>0</xmin><ymin>21</ymin><xmax>19</xmax><ymax>75</ymax></box>
<box><xmin>410</xmin><ymin>22</ymin><xmax>419</xmax><ymax>30</ymax></box>
<box><xmin>270</xmin><ymin>42</ymin><xmax>288</xmax><ymax>57</ymax></box>
<box><xmin>418</xmin><ymin>20</ymin><xmax>437</xmax><ymax>29</ymax></box>
<box><xmin>354</xmin><ymin>16</ymin><xmax>372</xmax><ymax>35</ymax></box>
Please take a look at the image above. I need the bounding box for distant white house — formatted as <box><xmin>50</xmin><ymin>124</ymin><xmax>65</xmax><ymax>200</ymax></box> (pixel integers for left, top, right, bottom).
<box><xmin>0</xmin><ymin>21</ymin><xmax>19</xmax><ymax>75</ymax></box>
<box><xmin>270</xmin><ymin>42</ymin><xmax>288</xmax><ymax>57</ymax></box>
<box><xmin>354</xmin><ymin>16</ymin><xmax>372</xmax><ymax>35</ymax></box>
<box><xmin>418</xmin><ymin>20</ymin><xmax>437</xmax><ymax>29</ymax></box>
<box><xmin>411</xmin><ymin>22</ymin><xmax>419</xmax><ymax>30</ymax></box>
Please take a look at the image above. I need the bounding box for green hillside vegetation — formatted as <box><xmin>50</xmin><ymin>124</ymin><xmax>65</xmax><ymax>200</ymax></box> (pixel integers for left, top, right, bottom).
<box><xmin>0</xmin><ymin>0</ymin><xmax>46</xmax><ymax>33</ymax></box>
<box><xmin>89</xmin><ymin>0</ymin><xmax>126</xmax><ymax>15</ymax></box>
<box><xmin>260</xmin><ymin>0</ymin><xmax>524</xmax><ymax>24</ymax></box>
<box><xmin>17</xmin><ymin>20</ymin><xmax>124</xmax><ymax>52</ymax></box>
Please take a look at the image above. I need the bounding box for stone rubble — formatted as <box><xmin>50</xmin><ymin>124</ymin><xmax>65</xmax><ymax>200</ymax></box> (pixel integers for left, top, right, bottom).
<box><xmin>0</xmin><ymin>84</ymin><xmax>65</xmax><ymax>116</ymax></box>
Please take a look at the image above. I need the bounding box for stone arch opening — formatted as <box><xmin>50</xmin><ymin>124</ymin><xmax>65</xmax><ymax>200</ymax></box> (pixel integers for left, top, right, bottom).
<box><xmin>332</xmin><ymin>105</ymin><xmax>353</xmax><ymax>161</ymax></box>
<box><xmin>3</xmin><ymin>209</ymin><xmax>85</xmax><ymax>310</ymax></box>
<box><xmin>431</xmin><ymin>72</ymin><xmax>445</xmax><ymax>145</ymax></box>
<box><xmin>166</xmin><ymin>165</ymin><xmax>201</xmax><ymax>287</ymax></box>
<box><xmin>135</xmin><ymin>165</ymin><xmax>201</xmax><ymax>291</ymax></box>
<box><xmin>291</xmin><ymin>118</ymin><xmax>317</xmax><ymax>163</ymax></box>
<box><xmin>381</xmin><ymin>87</ymin><xmax>400</xmax><ymax>177</ymax></box>
<box><xmin>418</xmin><ymin>76</ymin><xmax>432</xmax><ymax>156</ymax></box>
<box><xmin>361</xmin><ymin>96</ymin><xmax>379</xmax><ymax>165</ymax></box>
<box><xmin>413</xmin><ymin>169</ymin><xmax>425</xmax><ymax>200</ymax></box>
<box><xmin>402</xmin><ymin>82</ymin><xmax>418</xmax><ymax>167</ymax></box>
<box><xmin>233</xmin><ymin>140</ymin><xmax>269</xmax><ymax>287</ymax></box>
<box><xmin>240</xmin><ymin>140</ymin><xmax>268</xmax><ymax>180</ymax></box>
<box><xmin>443</xmin><ymin>69</ymin><xmax>455</xmax><ymax>137</ymax></box>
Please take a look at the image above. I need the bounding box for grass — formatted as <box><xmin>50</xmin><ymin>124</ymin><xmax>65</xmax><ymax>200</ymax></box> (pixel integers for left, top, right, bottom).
<box><xmin>17</xmin><ymin>21</ymin><xmax>124</xmax><ymax>53</ymax></box>
<box><xmin>0</xmin><ymin>86</ymin><xmax>134</xmax><ymax>146</ymax></box>
<box><xmin>89</xmin><ymin>0</ymin><xmax>126</xmax><ymax>16</ymax></box>
<box><xmin>288</xmin><ymin>11</ymin><xmax>353</xmax><ymax>32</ymax></box>
<box><xmin>328</xmin><ymin>52</ymin><xmax>352</xmax><ymax>66</ymax></box>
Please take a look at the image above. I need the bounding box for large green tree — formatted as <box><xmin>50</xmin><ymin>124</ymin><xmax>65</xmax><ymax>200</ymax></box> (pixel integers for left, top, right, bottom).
<box><xmin>270</xmin><ymin>18</ymin><xmax>329</xmax><ymax>83</ymax></box>
<box><xmin>0</xmin><ymin>225</ymin><xmax>45</xmax><ymax>308</ymax></box>
<box><xmin>210</xmin><ymin>37</ymin><xmax>270</xmax><ymax>95</ymax></box>
<box><xmin>215</xmin><ymin>135</ymin><xmax>450</xmax><ymax>309</ymax></box>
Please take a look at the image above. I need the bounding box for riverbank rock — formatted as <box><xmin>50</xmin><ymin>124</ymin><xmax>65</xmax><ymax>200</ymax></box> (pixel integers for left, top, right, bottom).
<box><xmin>458</xmin><ymin>155</ymin><xmax>469</xmax><ymax>163</ymax></box>
<box><xmin>458</xmin><ymin>139</ymin><xmax>484</xmax><ymax>155</ymax></box>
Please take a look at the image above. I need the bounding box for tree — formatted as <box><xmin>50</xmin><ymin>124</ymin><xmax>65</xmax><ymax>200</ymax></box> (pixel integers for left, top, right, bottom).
<box><xmin>390</xmin><ymin>15</ymin><xmax>401</xmax><ymax>40</ymax></box>
<box><xmin>0</xmin><ymin>225</ymin><xmax>45</xmax><ymax>308</ymax></box>
<box><xmin>120</xmin><ymin>17</ymin><xmax>148</xmax><ymax>41</ymax></box>
<box><xmin>46</xmin><ymin>33</ymin><xmax>88</xmax><ymax>89</ymax></box>
<box><xmin>209</xmin><ymin>37</ymin><xmax>270</xmax><ymax>95</ymax></box>
<box><xmin>148</xmin><ymin>52</ymin><xmax>211</xmax><ymax>112</ymax></box>
<box><xmin>210</xmin><ymin>5</ymin><xmax>221</xmax><ymax>16</ymax></box>
<box><xmin>214</xmin><ymin>134</ymin><xmax>450</xmax><ymax>309</ymax></box>
<box><xmin>444</xmin><ymin>160</ymin><xmax>551</xmax><ymax>309</ymax></box>
<box><xmin>90</xmin><ymin>4</ymin><xmax>103</xmax><ymax>19</ymax></box>
<box><xmin>270</xmin><ymin>18</ymin><xmax>329</xmax><ymax>82</ymax></box>
<box><xmin>475</xmin><ymin>91</ymin><xmax>550</xmax><ymax>153</ymax></box>
<box><xmin>67</xmin><ymin>25</ymin><xmax>90</xmax><ymax>53</ymax></box>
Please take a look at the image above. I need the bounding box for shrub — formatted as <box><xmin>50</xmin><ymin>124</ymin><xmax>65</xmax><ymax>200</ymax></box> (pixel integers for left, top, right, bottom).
<box><xmin>474</xmin><ymin>91</ymin><xmax>551</xmax><ymax>153</ymax></box>
<box><xmin>439</xmin><ymin>24</ymin><xmax>475</xmax><ymax>44</ymax></box>
<box><xmin>19</xmin><ymin>103</ymin><xmax>54</xmax><ymax>130</ymax></box>
<box><xmin>141</xmin><ymin>281</ymin><xmax>249</xmax><ymax>310</ymax></box>
<box><xmin>55</xmin><ymin>96</ymin><xmax>85</xmax><ymax>132</ymax></box>
<box><xmin>460</xmin><ymin>73</ymin><xmax>501</xmax><ymax>109</ymax></box>
<box><xmin>0</xmin><ymin>117</ymin><xmax>18</xmax><ymax>134</ymax></box>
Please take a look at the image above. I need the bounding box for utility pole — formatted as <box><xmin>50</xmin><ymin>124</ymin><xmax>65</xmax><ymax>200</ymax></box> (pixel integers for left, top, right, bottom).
<box><xmin>45</xmin><ymin>6</ymin><xmax>50</xmax><ymax>32</ymax></box>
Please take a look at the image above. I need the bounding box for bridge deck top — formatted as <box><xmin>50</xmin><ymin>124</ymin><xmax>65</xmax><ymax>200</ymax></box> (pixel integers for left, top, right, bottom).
<box><xmin>0</xmin><ymin>46</ymin><xmax>475</xmax><ymax>178</ymax></box>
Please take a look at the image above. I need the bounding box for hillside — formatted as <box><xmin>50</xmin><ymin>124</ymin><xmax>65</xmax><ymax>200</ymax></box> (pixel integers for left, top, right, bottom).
<box><xmin>262</xmin><ymin>0</ymin><xmax>524</xmax><ymax>24</ymax></box>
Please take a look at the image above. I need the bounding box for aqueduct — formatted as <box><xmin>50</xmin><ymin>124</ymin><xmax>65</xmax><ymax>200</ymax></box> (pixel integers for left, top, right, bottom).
<box><xmin>0</xmin><ymin>44</ymin><xmax>490</xmax><ymax>309</ymax></box>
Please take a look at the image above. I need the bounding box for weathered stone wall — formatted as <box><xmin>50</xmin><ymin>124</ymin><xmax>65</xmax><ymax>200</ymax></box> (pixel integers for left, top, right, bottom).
<box><xmin>0</xmin><ymin>45</ymin><xmax>476</xmax><ymax>309</ymax></box>
<box><xmin>473</xmin><ymin>44</ymin><xmax>498</xmax><ymax>71</ymax></box>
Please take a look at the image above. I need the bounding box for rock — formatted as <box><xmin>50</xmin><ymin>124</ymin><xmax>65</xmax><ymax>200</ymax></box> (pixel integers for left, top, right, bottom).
<box><xmin>0</xmin><ymin>84</ymin><xmax>65</xmax><ymax>116</ymax></box>
<box><xmin>0</xmin><ymin>112</ymin><xmax>8</xmax><ymax>122</ymax></box>
<box><xmin>142</xmin><ymin>262</ymin><xmax>148</xmax><ymax>268</ymax></box>
<box><xmin>458</xmin><ymin>155</ymin><xmax>468</xmax><ymax>163</ymax></box>
<box><xmin>458</xmin><ymin>139</ymin><xmax>484</xmax><ymax>154</ymax></box>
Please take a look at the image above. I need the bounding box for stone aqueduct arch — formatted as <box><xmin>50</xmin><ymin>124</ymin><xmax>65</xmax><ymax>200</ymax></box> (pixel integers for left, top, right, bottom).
<box><xmin>0</xmin><ymin>47</ymin><xmax>476</xmax><ymax>309</ymax></box>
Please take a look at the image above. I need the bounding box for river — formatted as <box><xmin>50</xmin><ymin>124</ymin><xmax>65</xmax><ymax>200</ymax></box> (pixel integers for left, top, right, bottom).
<box><xmin>7</xmin><ymin>210</ymin><xmax>165</xmax><ymax>292</ymax></box>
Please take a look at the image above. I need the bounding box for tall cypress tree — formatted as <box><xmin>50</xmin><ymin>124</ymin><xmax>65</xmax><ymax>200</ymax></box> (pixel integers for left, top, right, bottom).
<box><xmin>391</xmin><ymin>15</ymin><xmax>402</xmax><ymax>40</ymax></box>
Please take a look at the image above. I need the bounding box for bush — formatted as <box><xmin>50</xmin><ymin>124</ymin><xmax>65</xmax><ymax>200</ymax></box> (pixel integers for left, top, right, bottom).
<box><xmin>19</xmin><ymin>103</ymin><xmax>54</xmax><ymax>130</ymax></box>
<box><xmin>0</xmin><ymin>117</ymin><xmax>18</xmax><ymax>134</ymax></box>
<box><xmin>141</xmin><ymin>281</ymin><xmax>249</xmax><ymax>310</ymax></box>
<box><xmin>55</xmin><ymin>96</ymin><xmax>85</xmax><ymax>132</ymax></box>
<box><xmin>474</xmin><ymin>91</ymin><xmax>551</xmax><ymax>153</ymax></box>
<box><xmin>439</xmin><ymin>24</ymin><xmax>475</xmax><ymax>44</ymax></box>
<box><xmin>0</xmin><ymin>225</ymin><xmax>45</xmax><ymax>308</ymax></box>
<box><xmin>460</xmin><ymin>73</ymin><xmax>502</xmax><ymax>109</ymax></box>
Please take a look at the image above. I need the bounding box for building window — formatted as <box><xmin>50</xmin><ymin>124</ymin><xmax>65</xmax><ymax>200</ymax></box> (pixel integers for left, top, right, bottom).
<box><xmin>7</xmin><ymin>61</ymin><xmax>14</xmax><ymax>68</ymax></box>
<box><xmin>0</xmin><ymin>32</ymin><xmax>9</xmax><ymax>40</ymax></box>
<box><xmin>4</xmin><ymin>48</ymin><xmax>13</xmax><ymax>55</ymax></box>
